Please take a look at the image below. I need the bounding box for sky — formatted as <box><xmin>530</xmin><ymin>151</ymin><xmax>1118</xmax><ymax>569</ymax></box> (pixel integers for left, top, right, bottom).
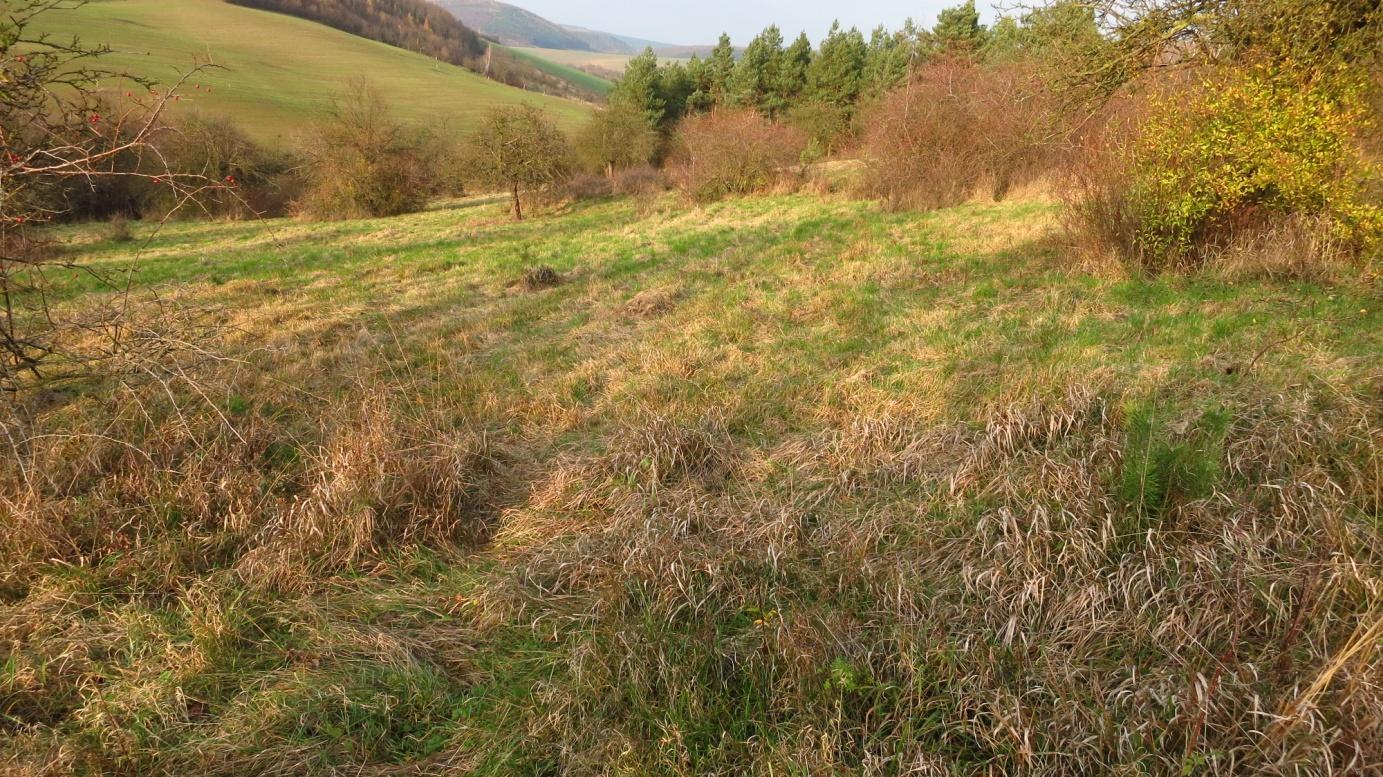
<box><xmin>507</xmin><ymin>1</ymin><xmax>1000</xmax><ymax>47</ymax></box>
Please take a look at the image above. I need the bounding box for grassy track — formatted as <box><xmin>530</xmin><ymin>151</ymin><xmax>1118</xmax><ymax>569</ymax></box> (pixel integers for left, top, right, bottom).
<box><xmin>32</xmin><ymin>0</ymin><xmax>592</xmax><ymax>142</ymax></box>
<box><xmin>4</xmin><ymin>191</ymin><xmax>1381</xmax><ymax>774</ymax></box>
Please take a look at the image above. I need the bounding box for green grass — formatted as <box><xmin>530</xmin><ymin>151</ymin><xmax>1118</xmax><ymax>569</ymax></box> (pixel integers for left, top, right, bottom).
<box><xmin>5</xmin><ymin>191</ymin><xmax>1382</xmax><ymax>774</ymax></box>
<box><xmin>33</xmin><ymin>0</ymin><xmax>592</xmax><ymax>142</ymax></box>
<box><xmin>504</xmin><ymin>45</ymin><xmax>613</xmax><ymax>96</ymax></box>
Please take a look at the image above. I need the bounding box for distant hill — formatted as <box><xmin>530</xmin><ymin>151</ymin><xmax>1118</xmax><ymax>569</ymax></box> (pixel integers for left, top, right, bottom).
<box><xmin>431</xmin><ymin>0</ymin><xmax>622</xmax><ymax>52</ymax></box>
<box><xmin>430</xmin><ymin>0</ymin><xmax>695</xmax><ymax>55</ymax></box>
<box><xmin>31</xmin><ymin>0</ymin><xmax>591</xmax><ymax>143</ymax></box>
<box><xmin>224</xmin><ymin>0</ymin><xmax>603</xmax><ymax>100</ymax></box>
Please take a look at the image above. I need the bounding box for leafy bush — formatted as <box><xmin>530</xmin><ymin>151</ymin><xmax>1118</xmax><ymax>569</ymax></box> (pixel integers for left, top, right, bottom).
<box><xmin>1067</xmin><ymin>65</ymin><xmax>1383</xmax><ymax>274</ymax></box>
<box><xmin>856</xmin><ymin>59</ymin><xmax>1060</xmax><ymax>211</ymax></box>
<box><xmin>669</xmin><ymin>109</ymin><xmax>806</xmax><ymax>202</ymax></box>
<box><xmin>296</xmin><ymin>84</ymin><xmax>445</xmax><ymax>220</ymax></box>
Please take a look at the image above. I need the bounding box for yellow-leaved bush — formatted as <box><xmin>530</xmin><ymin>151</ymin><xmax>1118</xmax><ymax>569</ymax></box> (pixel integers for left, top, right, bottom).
<box><xmin>1090</xmin><ymin>64</ymin><xmax>1382</xmax><ymax>273</ymax></box>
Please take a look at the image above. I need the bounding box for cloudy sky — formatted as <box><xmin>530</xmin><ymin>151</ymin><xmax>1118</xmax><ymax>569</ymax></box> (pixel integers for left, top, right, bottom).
<box><xmin>508</xmin><ymin>1</ymin><xmax>999</xmax><ymax>46</ymax></box>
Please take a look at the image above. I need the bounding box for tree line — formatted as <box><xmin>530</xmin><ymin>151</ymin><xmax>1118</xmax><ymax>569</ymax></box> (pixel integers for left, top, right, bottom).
<box><xmin>602</xmin><ymin>0</ymin><xmax>1099</xmax><ymax>151</ymax></box>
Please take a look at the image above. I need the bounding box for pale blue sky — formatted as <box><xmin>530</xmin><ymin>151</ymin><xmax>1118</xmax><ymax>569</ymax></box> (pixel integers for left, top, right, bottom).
<box><xmin>510</xmin><ymin>1</ymin><xmax>999</xmax><ymax>46</ymax></box>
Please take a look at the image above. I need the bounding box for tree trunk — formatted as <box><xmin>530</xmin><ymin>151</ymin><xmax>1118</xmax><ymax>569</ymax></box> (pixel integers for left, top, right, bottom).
<box><xmin>511</xmin><ymin>184</ymin><xmax>523</xmax><ymax>221</ymax></box>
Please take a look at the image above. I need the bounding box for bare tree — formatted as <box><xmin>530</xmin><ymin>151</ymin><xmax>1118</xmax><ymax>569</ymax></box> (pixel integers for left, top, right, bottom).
<box><xmin>0</xmin><ymin>0</ymin><xmax>226</xmax><ymax>395</ymax></box>
<box><xmin>465</xmin><ymin>105</ymin><xmax>570</xmax><ymax>220</ymax></box>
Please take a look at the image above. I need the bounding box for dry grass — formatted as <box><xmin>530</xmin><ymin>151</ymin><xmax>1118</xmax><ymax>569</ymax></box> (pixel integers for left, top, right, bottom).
<box><xmin>2</xmin><ymin>191</ymin><xmax>1380</xmax><ymax>775</ymax></box>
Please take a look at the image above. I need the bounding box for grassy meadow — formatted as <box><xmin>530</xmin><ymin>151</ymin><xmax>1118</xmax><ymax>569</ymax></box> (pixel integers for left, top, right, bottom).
<box><xmin>3</xmin><ymin>188</ymin><xmax>1381</xmax><ymax>774</ymax></box>
<box><xmin>32</xmin><ymin>0</ymin><xmax>592</xmax><ymax>141</ymax></box>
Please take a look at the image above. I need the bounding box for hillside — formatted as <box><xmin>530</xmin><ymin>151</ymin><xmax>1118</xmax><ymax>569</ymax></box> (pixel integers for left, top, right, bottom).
<box><xmin>431</xmin><ymin>0</ymin><xmax>688</xmax><ymax>54</ymax></box>
<box><xmin>431</xmin><ymin>0</ymin><xmax>629</xmax><ymax>52</ymax></box>
<box><xmin>504</xmin><ymin>45</ymin><xmax>613</xmax><ymax>96</ymax></box>
<box><xmin>6</xmin><ymin>189</ymin><xmax>1380</xmax><ymax>773</ymax></box>
<box><xmin>32</xmin><ymin>0</ymin><xmax>591</xmax><ymax>142</ymax></box>
<box><xmin>222</xmin><ymin>0</ymin><xmax>602</xmax><ymax>101</ymax></box>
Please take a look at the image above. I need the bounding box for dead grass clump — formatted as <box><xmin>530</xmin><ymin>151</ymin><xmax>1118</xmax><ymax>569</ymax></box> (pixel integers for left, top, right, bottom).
<box><xmin>519</xmin><ymin>264</ymin><xmax>562</xmax><ymax>291</ymax></box>
<box><xmin>669</xmin><ymin>109</ymin><xmax>807</xmax><ymax>202</ymax></box>
<box><xmin>618</xmin><ymin>285</ymin><xmax>682</xmax><ymax>319</ymax></box>
<box><xmin>1</xmin><ymin>377</ymin><xmax>500</xmax><ymax>597</ymax></box>
<box><xmin>238</xmin><ymin>389</ymin><xmax>498</xmax><ymax>590</ymax></box>
<box><xmin>491</xmin><ymin>381</ymin><xmax>1382</xmax><ymax>774</ymax></box>
<box><xmin>606</xmin><ymin>413</ymin><xmax>739</xmax><ymax>490</ymax></box>
<box><xmin>1212</xmin><ymin>213</ymin><xmax>1361</xmax><ymax>280</ymax></box>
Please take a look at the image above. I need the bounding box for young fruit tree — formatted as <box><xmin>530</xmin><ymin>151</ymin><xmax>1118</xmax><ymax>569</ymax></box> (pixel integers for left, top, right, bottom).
<box><xmin>1</xmin><ymin>0</ymin><xmax>226</xmax><ymax>396</ymax></box>
<box><xmin>466</xmin><ymin>105</ymin><xmax>569</xmax><ymax>220</ymax></box>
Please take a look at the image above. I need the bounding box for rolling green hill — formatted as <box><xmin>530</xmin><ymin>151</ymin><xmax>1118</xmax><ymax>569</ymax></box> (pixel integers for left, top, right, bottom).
<box><xmin>33</xmin><ymin>0</ymin><xmax>592</xmax><ymax>143</ymax></box>
<box><xmin>504</xmin><ymin>45</ymin><xmax>613</xmax><ymax>96</ymax></box>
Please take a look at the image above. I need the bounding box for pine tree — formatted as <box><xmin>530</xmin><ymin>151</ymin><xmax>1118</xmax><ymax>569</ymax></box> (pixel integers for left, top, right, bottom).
<box><xmin>778</xmin><ymin>32</ymin><xmax>813</xmax><ymax>97</ymax></box>
<box><xmin>609</xmin><ymin>48</ymin><xmax>665</xmax><ymax>128</ymax></box>
<box><xmin>707</xmin><ymin>33</ymin><xmax>736</xmax><ymax>105</ymax></box>
<box><xmin>729</xmin><ymin>25</ymin><xmax>784</xmax><ymax>114</ymax></box>
<box><xmin>933</xmin><ymin>0</ymin><xmax>986</xmax><ymax>53</ymax></box>
<box><xmin>772</xmin><ymin>31</ymin><xmax>813</xmax><ymax>115</ymax></box>
<box><xmin>658</xmin><ymin>60</ymin><xmax>694</xmax><ymax>127</ymax></box>
<box><xmin>806</xmin><ymin>22</ymin><xmax>867</xmax><ymax>110</ymax></box>
<box><xmin>862</xmin><ymin>25</ymin><xmax>909</xmax><ymax>98</ymax></box>
<box><xmin>684</xmin><ymin>54</ymin><xmax>716</xmax><ymax>114</ymax></box>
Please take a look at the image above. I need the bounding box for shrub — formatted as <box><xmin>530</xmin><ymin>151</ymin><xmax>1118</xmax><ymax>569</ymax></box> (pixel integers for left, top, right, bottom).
<box><xmin>1066</xmin><ymin>65</ymin><xmax>1383</xmax><ymax>274</ymax></box>
<box><xmin>669</xmin><ymin>109</ymin><xmax>806</xmax><ymax>202</ymax></box>
<box><xmin>611</xmin><ymin>164</ymin><xmax>666</xmax><ymax>197</ymax></box>
<box><xmin>856</xmin><ymin>59</ymin><xmax>1061</xmax><ymax>211</ymax></box>
<box><xmin>147</xmin><ymin>113</ymin><xmax>296</xmax><ymax>219</ymax></box>
<box><xmin>574</xmin><ymin>101</ymin><xmax>660</xmax><ymax>177</ymax></box>
<box><xmin>542</xmin><ymin>166</ymin><xmax>665</xmax><ymax>207</ymax></box>
<box><xmin>463</xmin><ymin>105</ymin><xmax>571</xmax><ymax>221</ymax></box>
<box><xmin>554</xmin><ymin>172</ymin><xmax>614</xmax><ymax>202</ymax></box>
<box><xmin>101</xmin><ymin>214</ymin><xmax>134</xmax><ymax>243</ymax></box>
<box><xmin>785</xmin><ymin>100</ymin><xmax>853</xmax><ymax>161</ymax></box>
<box><xmin>295</xmin><ymin>83</ymin><xmax>444</xmax><ymax>220</ymax></box>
